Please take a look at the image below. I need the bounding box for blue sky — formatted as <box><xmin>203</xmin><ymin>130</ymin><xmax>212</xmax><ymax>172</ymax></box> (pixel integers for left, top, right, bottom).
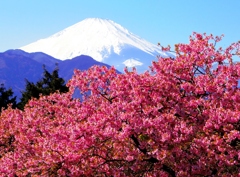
<box><xmin>1</xmin><ymin>0</ymin><xmax>240</xmax><ymax>54</ymax></box>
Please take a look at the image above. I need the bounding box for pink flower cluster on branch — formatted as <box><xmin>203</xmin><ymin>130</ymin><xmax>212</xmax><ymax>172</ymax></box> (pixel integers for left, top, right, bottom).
<box><xmin>0</xmin><ymin>33</ymin><xmax>239</xmax><ymax>176</ymax></box>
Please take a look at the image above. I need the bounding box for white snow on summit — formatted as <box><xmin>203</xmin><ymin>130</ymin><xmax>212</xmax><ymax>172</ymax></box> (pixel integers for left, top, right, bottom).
<box><xmin>20</xmin><ymin>18</ymin><xmax>174</xmax><ymax>72</ymax></box>
<box><xmin>20</xmin><ymin>18</ymin><xmax>168</xmax><ymax>61</ymax></box>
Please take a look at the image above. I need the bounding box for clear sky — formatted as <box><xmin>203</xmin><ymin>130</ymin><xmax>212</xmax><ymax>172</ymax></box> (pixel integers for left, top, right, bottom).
<box><xmin>1</xmin><ymin>0</ymin><xmax>240</xmax><ymax>55</ymax></box>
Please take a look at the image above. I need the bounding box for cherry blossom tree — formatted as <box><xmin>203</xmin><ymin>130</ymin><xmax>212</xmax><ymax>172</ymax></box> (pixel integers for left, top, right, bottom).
<box><xmin>0</xmin><ymin>33</ymin><xmax>239</xmax><ymax>176</ymax></box>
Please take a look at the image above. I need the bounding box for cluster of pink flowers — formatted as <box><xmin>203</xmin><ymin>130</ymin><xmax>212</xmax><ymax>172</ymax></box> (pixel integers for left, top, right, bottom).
<box><xmin>0</xmin><ymin>33</ymin><xmax>239</xmax><ymax>176</ymax></box>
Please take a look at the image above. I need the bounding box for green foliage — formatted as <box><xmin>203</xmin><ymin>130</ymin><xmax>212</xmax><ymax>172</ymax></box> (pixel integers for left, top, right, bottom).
<box><xmin>17</xmin><ymin>65</ymin><xmax>69</xmax><ymax>110</ymax></box>
<box><xmin>0</xmin><ymin>84</ymin><xmax>17</xmax><ymax>112</ymax></box>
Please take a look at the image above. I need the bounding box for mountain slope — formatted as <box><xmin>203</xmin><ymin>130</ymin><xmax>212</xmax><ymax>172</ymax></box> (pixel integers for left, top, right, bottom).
<box><xmin>20</xmin><ymin>18</ymin><xmax>174</xmax><ymax>73</ymax></box>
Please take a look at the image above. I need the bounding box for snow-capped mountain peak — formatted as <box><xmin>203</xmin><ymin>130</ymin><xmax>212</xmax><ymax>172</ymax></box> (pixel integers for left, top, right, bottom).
<box><xmin>20</xmin><ymin>18</ymin><xmax>173</xmax><ymax>72</ymax></box>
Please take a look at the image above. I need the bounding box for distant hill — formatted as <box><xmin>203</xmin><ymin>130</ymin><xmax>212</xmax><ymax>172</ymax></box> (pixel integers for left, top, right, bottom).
<box><xmin>0</xmin><ymin>49</ymin><xmax>113</xmax><ymax>101</ymax></box>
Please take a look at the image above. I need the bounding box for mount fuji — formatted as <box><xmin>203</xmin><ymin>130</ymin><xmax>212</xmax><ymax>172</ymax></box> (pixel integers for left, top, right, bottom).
<box><xmin>20</xmin><ymin>18</ymin><xmax>174</xmax><ymax>73</ymax></box>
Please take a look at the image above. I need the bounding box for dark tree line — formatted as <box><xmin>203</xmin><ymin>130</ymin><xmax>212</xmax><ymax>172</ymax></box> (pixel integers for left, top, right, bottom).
<box><xmin>0</xmin><ymin>65</ymin><xmax>68</xmax><ymax>112</ymax></box>
<box><xmin>0</xmin><ymin>84</ymin><xmax>17</xmax><ymax>111</ymax></box>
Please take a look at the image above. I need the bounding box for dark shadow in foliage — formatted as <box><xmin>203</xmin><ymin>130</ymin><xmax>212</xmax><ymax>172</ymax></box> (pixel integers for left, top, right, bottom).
<box><xmin>0</xmin><ymin>84</ymin><xmax>17</xmax><ymax>112</ymax></box>
<box><xmin>17</xmin><ymin>65</ymin><xmax>69</xmax><ymax>110</ymax></box>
